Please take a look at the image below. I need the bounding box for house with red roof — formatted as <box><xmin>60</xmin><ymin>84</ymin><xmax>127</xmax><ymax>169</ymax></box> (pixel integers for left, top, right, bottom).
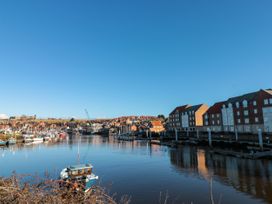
<box><xmin>203</xmin><ymin>101</ymin><xmax>225</xmax><ymax>132</ymax></box>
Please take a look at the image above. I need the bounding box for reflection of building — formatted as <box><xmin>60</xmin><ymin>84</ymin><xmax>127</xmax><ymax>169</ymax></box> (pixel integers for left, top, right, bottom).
<box><xmin>169</xmin><ymin>147</ymin><xmax>272</xmax><ymax>204</ymax></box>
<box><xmin>197</xmin><ymin>150</ymin><xmax>209</xmax><ymax>179</ymax></box>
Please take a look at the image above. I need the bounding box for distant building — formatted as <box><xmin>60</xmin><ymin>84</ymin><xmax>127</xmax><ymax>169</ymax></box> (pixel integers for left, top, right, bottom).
<box><xmin>0</xmin><ymin>114</ymin><xmax>8</xmax><ymax>120</ymax></box>
<box><xmin>150</xmin><ymin>120</ymin><xmax>165</xmax><ymax>133</ymax></box>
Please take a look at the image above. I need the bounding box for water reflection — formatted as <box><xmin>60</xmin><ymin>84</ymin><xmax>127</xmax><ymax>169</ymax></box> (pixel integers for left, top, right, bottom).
<box><xmin>170</xmin><ymin>146</ymin><xmax>272</xmax><ymax>203</ymax></box>
<box><xmin>1</xmin><ymin>136</ymin><xmax>272</xmax><ymax>204</ymax></box>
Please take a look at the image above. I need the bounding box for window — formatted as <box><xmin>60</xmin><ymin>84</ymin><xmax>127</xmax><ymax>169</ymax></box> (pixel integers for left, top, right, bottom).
<box><xmin>270</xmin><ymin>98</ymin><xmax>272</xmax><ymax>104</ymax></box>
<box><xmin>238</xmin><ymin>119</ymin><xmax>241</xmax><ymax>124</ymax></box>
<box><xmin>205</xmin><ymin>114</ymin><xmax>208</xmax><ymax>119</ymax></box>
<box><xmin>244</xmin><ymin>110</ymin><xmax>249</xmax><ymax>116</ymax></box>
<box><xmin>205</xmin><ymin>121</ymin><xmax>208</xmax><ymax>126</ymax></box>
<box><xmin>212</xmin><ymin>121</ymin><xmax>215</xmax><ymax>125</ymax></box>
<box><xmin>253</xmin><ymin>101</ymin><xmax>257</xmax><ymax>106</ymax></box>
<box><xmin>212</xmin><ymin>114</ymin><xmax>214</xmax><ymax>118</ymax></box>
<box><xmin>237</xmin><ymin>111</ymin><xmax>240</xmax><ymax>116</ymax></box>
<box><xmin>255</xmin><ymin>117</ymin><xmax>259</xmax><ymax>123</ymax></box>
<box><xmin>217</xmin><ymin>120</ymin><xmax>220</xmax><ymax>124</ymax></box>
<box><xmin>264</xmin><ymin>99</ymin><xmax>269</xmax><ymax>105</ymax></box>
<box><xmin>243</xmin><ymin>100</ymin><xmax>248</xmax><ymax>108</ymax></box>
<box><xmin>245</xmin><ymin>118</ymin><xmax>249</xmax><ymax>124</ymax></box>
<box><xmin>217</xmin><ymin>114</ymin><xmax>220</xmax><ymax>118</ymax></box>
<box><xmin>236</xmin><ymin>102</ymin><xmax>240</xmax><ymax>108</ymax></box>
<box><xmin>254</xmin><ymin>109</ymin><xmax>258</xmax><ymax>114</ymax></box>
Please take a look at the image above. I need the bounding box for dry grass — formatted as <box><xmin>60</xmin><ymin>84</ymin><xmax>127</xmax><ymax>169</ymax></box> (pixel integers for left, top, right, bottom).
<box><xmin>0</xmin><ymin>174</ymin><xmax>131</xmax><ymax>204</ymax></box>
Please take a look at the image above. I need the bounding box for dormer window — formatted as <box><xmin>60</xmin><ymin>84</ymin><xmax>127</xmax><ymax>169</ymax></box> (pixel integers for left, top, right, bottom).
<box><xmin>243</xmin><ymin>100</ymin><xmax>248</xmax><ymax>108</ymax></box>
<box><xmin>228</xmin><ymin>103</ymin><xmax>232</xmax><ymax>108</ymax></box>
<box><xmin>222</xmin><ymin>104</ymin><xmax>226</xmax><ymax>108</ymax></box>
<box><xmin>236</xmin><ymin>102</ymin><xmax>240</xmax><ymax>108</ymax></box>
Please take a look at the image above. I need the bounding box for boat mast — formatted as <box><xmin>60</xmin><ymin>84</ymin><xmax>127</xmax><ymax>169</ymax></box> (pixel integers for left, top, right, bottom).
<box><xmin>77</xmin><ymin>136</ymin><xmax>81</xmax><ymax>164</ymax></box>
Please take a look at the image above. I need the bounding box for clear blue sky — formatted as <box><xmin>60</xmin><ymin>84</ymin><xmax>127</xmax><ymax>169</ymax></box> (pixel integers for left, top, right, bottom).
<box><xmin>0</xmin><ymin>0</ymin><xmax>271</xmax><ymax>119</ymax></box>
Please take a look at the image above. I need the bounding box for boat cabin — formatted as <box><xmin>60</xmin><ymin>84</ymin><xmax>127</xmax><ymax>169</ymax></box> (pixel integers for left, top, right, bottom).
<box><xmin>67</xmin><ymin>164</ymin><xmax>93</xmax><ymax>179</ymax></box>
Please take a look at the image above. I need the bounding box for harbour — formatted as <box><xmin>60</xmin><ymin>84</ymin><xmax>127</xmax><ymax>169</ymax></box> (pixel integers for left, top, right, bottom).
<box><xmin>1</xmin><ymin>135</ymin><xmax>271</xmax><ymax>204</ymax></box>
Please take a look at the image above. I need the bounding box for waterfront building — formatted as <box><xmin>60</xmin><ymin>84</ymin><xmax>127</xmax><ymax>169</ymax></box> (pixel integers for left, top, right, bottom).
<box><xmin>180</xmin><ymin>104</ymin><xmax>209</xmax><ymax>131</ymax></box>
<box><xmin>203</xmin><ymin>101</ymin><xmax>225</xmax><ymax>132</ymax></box>
<box><xmin>168</xmin><ymin>105</ymin><xmax>190</xmax><ymax>131</ymax></box>
<box><xmin>221</xmin><ymin>89</ymin><xmax>272</xmax><ymax>133</ymax></box>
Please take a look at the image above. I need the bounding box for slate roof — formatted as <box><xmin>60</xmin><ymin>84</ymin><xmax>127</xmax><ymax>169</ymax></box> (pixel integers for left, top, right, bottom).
<box><xmin>225</xmin><ymin>90</ymin><xmax>259</xmax><ymax>105</ymax></box>
<box><xmin>206</xmin><ymin>101</ymin><xmax>226</xmax><ymax>114</ymax></box>
<box><xmin>264</xmin><ymin>89</ymin><xmax>272</xmax><ymax>95</ymax></box>
<box><xmin>169</xmin><ymin>105</ymin><xmax>190</xmax><ymax>115</ymax></box>
<box><xmin>185</xmin><ymin>104</ymin><xmax>205</xmax><ymax>112</ymax></box>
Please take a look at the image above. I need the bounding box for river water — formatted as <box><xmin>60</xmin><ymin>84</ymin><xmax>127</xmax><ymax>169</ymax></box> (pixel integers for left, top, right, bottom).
<box><xmin>0</xmin><ymin>135</ymin><xmax>271</xmax><ymax>204</ymax></box>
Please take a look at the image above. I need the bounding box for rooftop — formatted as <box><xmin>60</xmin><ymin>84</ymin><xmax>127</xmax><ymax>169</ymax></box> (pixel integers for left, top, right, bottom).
<box><xmin>69</xmin><ymin>164</ymin><xmax>93</xmax><ymax>170</ymax></box>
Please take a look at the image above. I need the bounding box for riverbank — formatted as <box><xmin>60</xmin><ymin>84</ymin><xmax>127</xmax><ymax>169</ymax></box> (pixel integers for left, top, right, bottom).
<box><xmin>0</xmin><ymin>174</ymin><xmax>130</xmax><ymax>204</ymax></box>
<box><xmin>150</xmin><ymin>138</ymin><xmax>272</xmax><ymax>160</ymax></box>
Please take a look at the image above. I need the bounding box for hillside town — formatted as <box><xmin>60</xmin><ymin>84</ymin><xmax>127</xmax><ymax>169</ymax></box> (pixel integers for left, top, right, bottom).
<box><xmin>0</xmin><ymin>88</ymin><xmax>272</xmax><ymax>149</ymax></box>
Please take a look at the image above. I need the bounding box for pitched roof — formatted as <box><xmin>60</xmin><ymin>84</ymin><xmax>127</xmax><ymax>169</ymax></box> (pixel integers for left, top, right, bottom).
<box><xmin>169</xmin><ymin>105</ymin><xmax>190</xmax><ymax>115</ymax></box>
<box><xmin>264</xmin><ymin>89</ymin><xmax>272</xmax><ymax>95</ymax></box>
<box><xmin>151</xmin><ymin>120</ymin><xmax>163</xmax><ymax>126</ymax></box>
<box><xmin>206</xmin><ymin>101</ymin><xmax>225</xmax><ymax>114</ymax></box>
<box><xmin>226</xmin><ymin>91</ymin><xmax>259</xmax><ymax>104</ymax></box>
<box><xmin>185</xmin><ymin>104</ymin><xmax>205</xmax><ymax>112</ymax></box>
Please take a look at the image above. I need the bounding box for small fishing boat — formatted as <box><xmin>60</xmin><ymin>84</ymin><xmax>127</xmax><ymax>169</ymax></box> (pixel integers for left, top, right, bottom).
<box><xmin>60</xmin><ymin>164</ymin><xmax>98</xmax><ymax>192</ymax></box>
<box><xmin>7</xmin><ymin>138</ymin><xmax>16</xmax><ymax>145</ymax></box>
<box><xmin>32</xmin><ymin>137</ymin><xmax>44</xmax><ymax>144</ymax></box>
<box><xmin>0</xmin><ymin>140</ymin><xmax>7</xmax><ymax>146</ymax></box>
<box><xmin>23</xmin><ymin>134</ymin><xmax>34</xmax><ymax>143</ymax></box>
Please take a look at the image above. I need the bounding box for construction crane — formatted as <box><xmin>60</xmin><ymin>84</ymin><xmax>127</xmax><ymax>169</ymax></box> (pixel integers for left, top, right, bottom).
<box><xmin>84</xmin><ymin>109</ymin><xmax>90</xmax><ymax>120</ymax></box>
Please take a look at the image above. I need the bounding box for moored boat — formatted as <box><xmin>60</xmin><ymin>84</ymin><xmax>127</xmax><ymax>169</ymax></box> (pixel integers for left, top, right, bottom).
<box><xmin>32</xmin><ymin>137</ymin><xmax>44</xmax><ymax>144</ymax></box>
<box><xmin>60</xmin><ymin>164</ymin><xmax>98</xmax><ymax>192</ymax></box>
<box><xmin>7</xmin><ymin>138</ymin><xmax>16</xmax><ymax>145</ymax></box>
<box><xmin>0</xmin><ymin>140</ymin><xmax>7</xmax><ymax>146</ymax></box>
<box><xmin>23</xmin><ymin>134</ymin><xmax>34</xmax><ymax>143</ymax></box>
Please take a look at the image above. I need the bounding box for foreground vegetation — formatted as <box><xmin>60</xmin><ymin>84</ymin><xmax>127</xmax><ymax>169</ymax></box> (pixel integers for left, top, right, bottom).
<box><xmin>0</xmin><ymin>174</ymin><xmax>130</xmax><ymax>204</ymax></box>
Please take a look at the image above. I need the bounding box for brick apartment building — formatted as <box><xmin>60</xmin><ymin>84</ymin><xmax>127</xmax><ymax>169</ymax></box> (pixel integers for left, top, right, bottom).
<box><xmin>168</xmin><ymin>89</ymin><xmax>272</xmax><ymax>134</ymax></box>
<box><xmin>168</xmin><ymin>104</ymin><xmax>209</xmax><ymax>131</ymax></box>
<box><xmin>203</xmin><ymin>101</ymin><xmax>225</xmax><ymax>132</ymax></box>
<box><xmin>221</xmin><ymin>89</ymin><xmax>272</xmax><ymax>133</ymax></box>
<box><xmin>168</xmin><ymin>105</ymin><xmax>190</xmax><ymax>131</ymax></box>
<box><xmin>180</xmin><ymin>104</ymin><xmax>209</xmax><ymax>131</ymax></box>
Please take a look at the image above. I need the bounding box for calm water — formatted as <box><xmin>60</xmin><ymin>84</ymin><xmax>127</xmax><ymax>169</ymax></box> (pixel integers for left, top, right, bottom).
<box><xmin>1</xmin><ymin>135</ymin><xmax>272</xmax><ymax>204</ymax></box>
